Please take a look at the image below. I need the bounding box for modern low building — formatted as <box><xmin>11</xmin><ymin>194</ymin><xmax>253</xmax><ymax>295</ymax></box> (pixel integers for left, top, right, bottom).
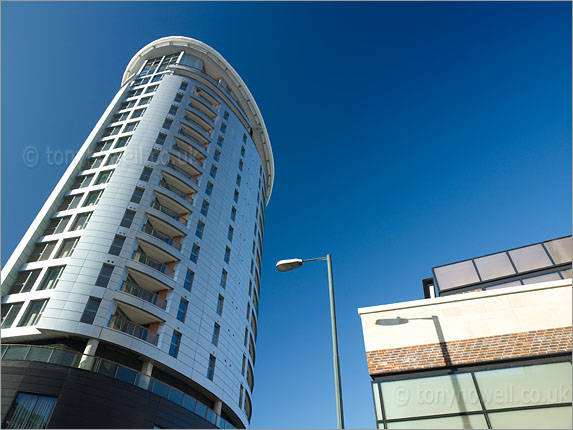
<box><xmin>1</xmin><ymin>36</ymin><xmax>273</xmax><ymax>429</ymax></box>
<box><xmin>359</xmin><ymin>236</ymin><xmax>572</xmax><ymax>429</ymax></box>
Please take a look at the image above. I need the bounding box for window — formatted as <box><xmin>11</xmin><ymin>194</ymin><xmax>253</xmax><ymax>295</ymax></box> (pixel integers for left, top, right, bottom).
<box><xmin>18</xmin><ymin>299</ymin><xmax>48</xmax><ymax>327</ymax></box>
<box><xmin>56</xmin><ymin>238</ymin><xmax>79</xmax><ymax>258</ymax></box>
<box><xmin>214</xmin><ymin>150</ymin><xmax>221</xmax><ymax>162</ymax></box>
<box><xmin>246</xmin><ymin>303</ymin><xmax>251</xmax><ymax>320</ymax></box>
<box><xmin>223</xmin><ymin>111</ymin><xmax>230</xmax><ymax>120</ymax></box>
<box><xmin>155</xmin><ymin>132</ymin><xmax>167</xmax><ymax>145</ymax></box>
<box><xmin>84</xmin><ymin>156</ymin><xmax>104</xmax><ymax>170</ymax></box>
<box><xmin>174</xmin><ymin>93</ymin><xmax>183</xmax><ymax>103</ymax></box>
<box><xmin>239</xmin><ymin>386</ymin><xmax>244</xmax><ymax>408</ymax></box>
<box><xmin>130</xmin><ymin>187</ymin><xmax>145</xmax><ymax>203</ymax></box>
<box><xmin>162</xmin><ymin>118</ymin><xmax>173</xmax><ymax>129</ymax></box>
<box><xmin>242</xmin><ymin>355</ymin><xmax>246</xmax><ymax>375</ymax></box>
<box><xmin>71</xmin><ymin>174</ymin><xmax>93</xmax><ymax>189</ymax></box>
<box><xmin>236</xmin><ymin>174</ymin><xmax>241</xmax><ymax>186</ymax></box>
<box><xmin>108</xmin><ymin>235</ymin><xmax>126</xmax><ymax>256</ymax></box>
<box><xmin>139</xmin><ymin>167</ymin><xmax>153</xmax><ymax>182</ymax></box>
<box><xmin>95</xmin><ymin>170</ymin><xmax>113</xmax><ymax>185</ymax></box>
<box><xmin>38</xmin><ymin>266</ymin><xmax>65</xmax><ymax>290</ymax></box>
<box><xmin>183</xmin><ymin>270</ymin><xmax>194</xmax><ymax>291</ymax></box>
<box><xmin>200</xmin><ymin>200</ymin><xmax>209</xmax><ymax>216</ymax></box>
<box><xmin>145</xmin><ymin>85</ymin><xmax>158</xmax><ymax>94</ymax></box>
<box><xmin>217</xmin><ymin>295</ymin><xmax>224</xmax><ymax>315</ymax></box>
<box><xmin>177</xmin><ymin>299</ymin><xmax>188</xmax><ymax>322</ymax></box>
<box><xmin>1</xmin><ymin>303</ymin><xmax>23</xmax><ymax>329</ymax></box>
<box><xmin>120</xmin><ymin>210</ymin><xmax>136</xmax><ymax>228</ymax></box>
<box><xmin>168</xmin><ymin>105</ymin><xmax>178</xmax><ymax>115</ymax></box>
<box><xmin>105</xmin><ymin>152</ymin><xmax>122</xmax><ymax>166</ymax></box>
<box><xmin>220</xmin><ymin>123</ymin><xmax>227</xmax><ymax>133</ymax></box>
<box><xmin>180</xmin><ymin>81</ymin><xmax>188</xmax><ymax>90</ymax></box>
<box><xmin>94</xmin><ymin>140</ymin><xmax>113</xmax><ymax>152</ymax></box>
<box><xmin>44</xmin><ymin>216</ymin><xmax>70</xmax><ymax>236</ymax></box>
<box><xmin>243</xmin><ymin>134</ymin><xmax>247</xmax><ymax>143</ymax></box>
<box><xmin>233</xmin><ymin>190</ymin><xmax>239</xmax><ymax>203</ymax></box>
<box><xmin>250</xmin><ymin>259</ymin><xmax>254</xmax><ymax>274</ymax></box>
<box><xmin>231</xmin><ymin>207</ymin><xmax>237</xmax><ymax>221</ymax></box>
<box><xmin>220</xmin><ymin>270</ymin><xmax>228</xmax><ymax>288</ymax></box>
<box><xmin>151</xmin><ymin>74</ymin><xmax>163</xmax><ymax>83</ymax></box>
<box><xmin>224</xmin><ymin>246</ymin><xmax>231</xmax><ymax>263</ymax></box>
<box><xmin>209</xmin><ymin>164</ymin><xmax>217</xmax><ymax>178</ymax></box>
<box><xmin>207</xmin><ymin>355</ymin><xmax>216</xmax><ymax>380</ymax></box>
<box><xmin>252</xmin><ymin>240</ymin><xmax>256</xmax><ymax>254</ymax></box>
<box><xmin>83</xmin><ymin>190</ymin><xmax>103</xmax><ymax>207</ymax></box>
<box><xmin>212</xmin><ymin>323</ymin><xmax>220</xmax><ymax>346</ymax></box>
<box><xmin>139</xmin><ymin>96</ymin><xmax>152</xmax><ymax>106</ymax></box>
<box><xmin>120</xmin><ymin>100</ymin><xmax>136</xmax><ymax>110</ymax></box>
<box><xmin>9</xmin><ymin>270</ymin><xmax>41</xmax><ymax>295</ymax></box>
<box><xmin>244</xmin><ymin>327</ymin><xmax>249</xmax><ymax>346</ymax></box>
<box><xmin>241</xmin><ymin>146</ymin><xmax>245</xmax><ymax>157</ymax></box>
<box><xmin>169</xmin><ymin>331</ymin><xmax>182</xmax><ymax>358</ymax></box>
<box><xmin>80</xmin><ymin>297</ymin><xmax>101</xmax><ymax>324</ymax></box>
<box><xmin>131</xmin><ymin>108</ymin><xmax>146</xmax><ymax>119</ymax></box>
<box><xmin>3</xmin><ymin>392</ymin><xmax>58</xmax><ymax>429</ymax></box>
<box><xmin>115</xmin><ymin>136</ymin><xmax>131</xmax><ymax>148</ymax></box>
<box><xmin>195</xmin><ymin>221</ymin><xmax>205</xmax><ymax>238</ymax></box>
<box><xmin>134</xmin><ymin>77</ymin><xmax>150</xmax><ymax>86</ymax></box>
<box><xmin>128</xmin><ymin>88</ymin><xmax>143</xmax><ymax>97</ymax></box>
<box><xmin>123</xmin><ymin>122</ymin><xmax>138</xmax><ymax>133</ymax></box>
<box><xmin>238</xmin><ymin>160</ymin><xmax>243</xmax><ymax>171</ymax></box>
<box><xmin>28</xmin><ymin>241</ymin><xmax>56</xmax><ymax>262</ymax></box>
<box><xmin>190</xmin><ymin>244</ymin><xmax>200</xmax><ymax>263</ymax></box>
<box><xmin>227</xmin><ymin>226</ymin><xmax>234</xmax><ymax>242</ymax></box>
<box><xmin>113</xmin><ymin>112</ymin><xmax>129</xmax><ymax>123</ymax></box>
<box><xmin>148</xmin><ymin>149</ymin><xmax>160</xmax><ymax>162</ymax></box>
<box><xmin>70</xmin><ymin>212</ymin><xmax>91</xmax><ymax>231</ymax></box>
<box><xmin>58</xmin><ymin>194</ymin><xmax>82</xmax><ymax>211</ymax></box>
<box><xmin>103</xmin><ymin>126</ymin><xmax>121</xmax><ymax>137</ymax></box>
<box><xmin>217</xmin><ymin>136</ymin><xmax>224</xmax><ymax>147</ymax></box>
<box><xmin>205</xmin><ymin>181</ymin><xmax>213</xmax><ymax>196</ymax></box>
<box><xmin>95</xmin><ymin>264</ymin><xmax>114</xmax><ymax>287</ymax></box>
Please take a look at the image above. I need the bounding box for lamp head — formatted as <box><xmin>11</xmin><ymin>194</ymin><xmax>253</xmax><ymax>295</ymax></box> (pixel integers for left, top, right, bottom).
<box><xmin>276</xmin><ymin>258</ymin><xmax>304</xmax><ymax>272</ymax></box>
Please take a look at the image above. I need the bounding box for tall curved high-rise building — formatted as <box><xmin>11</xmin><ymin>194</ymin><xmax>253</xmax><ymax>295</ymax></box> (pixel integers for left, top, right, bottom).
<box><xmin>1</xmin><ymin>36</ymin><xmax>273</xmax><ymax>429</ymax></box>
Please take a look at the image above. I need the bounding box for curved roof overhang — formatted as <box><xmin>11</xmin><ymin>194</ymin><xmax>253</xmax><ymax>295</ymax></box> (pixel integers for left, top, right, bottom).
<box><xmin>122</xmin><ymin>36</ymin><xmax>274</xmax><ymax>202</ymax></box>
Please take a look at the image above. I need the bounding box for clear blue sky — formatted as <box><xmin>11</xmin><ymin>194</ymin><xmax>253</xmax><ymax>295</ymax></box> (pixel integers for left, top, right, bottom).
<box><xmin>2</xmin><ymin>2</ymin><xmax>571</xmax><ymax>428</ymax></box>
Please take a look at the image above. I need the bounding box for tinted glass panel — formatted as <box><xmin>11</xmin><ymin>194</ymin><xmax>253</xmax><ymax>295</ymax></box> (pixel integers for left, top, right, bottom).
<box><xmin>508</xmin><ymin>244</ymin><xmax>552</xmax><ymax>273</ymax></box>
<box><xmin>544</xmin><ymin>237</ymin><xmax>573</xmax><ymax>265</ymax></box>
<box><xmin>434</xmin><ymin>260</ymin><xmax>480</xmax><ymax>291</ymax></box>
<box><xmin>488</xmin><ymin>406</ymin><xmax>572</xmax><ymax>429</ymax></box>
<box><xmin>474</xmin><ymin>252</ymin><xmax>516</xmax><ymax>281</ymax></box>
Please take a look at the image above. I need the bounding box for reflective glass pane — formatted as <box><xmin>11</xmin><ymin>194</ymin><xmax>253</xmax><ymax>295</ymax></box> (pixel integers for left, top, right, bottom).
<box><xmin>206</xmin><ymin>409</ymin><xmax>217</xmax><ymax>424</ymax></box>
<box><xmin>488</xmin><ymin>406</ymin><xmax>572</xmax><ymax>429</ymax></box>
<box><xmin>183</xmin><ymin>395</ymin><xmax>196</xmax><ymax>412</ymax></box>
<box><xmin>544</xmin><ymin>237</ymin><xmax>572</xmax><ymax>265</ymax></box>
<box><xmin>522</xmin><ymin>272</ymin><xmax>562</xmax><ymax>285</ymax></box>
<box><xmin>97</xmin><ymin>360</ymin><xmax>117</xmax><ymax>377</ymax></box>
<box><xmin>474</xmin><ymin>252</ymin><xmax>516</xmax><ymax>281</ymax></box>
<box><xmin>168</xmin><ymin>388</ymin><xmax>184</xmax><ymax>405</ymax></box>
<box><xmin>372</xmin><ymin>383</ymin><xmax>383</xmax><ymax>420</ymax></box>
<box><xmin>508</xmin><ymin>244</ymin><xmax>552</xmax><ymax>273</ymax></box>
<box><xmin>474</xmin><ymin>362</ymin><xmax>572</xmax><ymax>409</ymax></box>
<box><xmin>49</xmin><ymin>349</ymin><xmax>77</xmax><ymax>367</ymax></box>
<box><xmin>3</xmin><ymin>345</ymin><xmax>30</xmax><ymax>360</ymax></box>
<box><xmin>195</xmin><ymin>402</ymin><xmax>207</xmax><ymax>418</ymax></box>
<box><xmin>135</xmin><ymin>373</ymin><xmax>152</xmax><ymax>390</ymax></box>
<box><xmin>434</xmin><ymin>261</ymin><xmax>480</xmax><ymax>291</ymax></box>
<box><xmin>152</xmin><ymin>380</ymin><xmax>169</xmax><ymax>398</ymax></box>
<box><xmin>27</xmin><ymin>347</ymin><xmax>52</xmax><ymax>363</ymax></box>
<box><xmin>381</xmin><ymin>373</ymin><xmax>481</xmax><ymax>419</ymax></box>
<box><xmin>115</xmin><ymin>366</ymin><xmax>137</xmax><ymax>385</ymax></box>
<box><xmin>387</xmin><ymin>413</ymin><xmax>488</xmax><ymax>429</ymax></box>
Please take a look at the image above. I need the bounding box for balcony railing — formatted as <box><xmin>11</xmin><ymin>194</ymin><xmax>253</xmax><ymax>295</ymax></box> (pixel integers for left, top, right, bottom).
<box><xmin>1</xmin><ymin>344</ymin><xmax>236</xmax><ymax>429</ymax></box>
<box><xmin>172</xmin><ymin>145</ymin><xmax>204</xmax><ymax>167</ymax></box>
<box><xmin>159</xmin><ymin>180</ymin><xmax>193</xmax><ymax>202</ymax></box>
<box><xmin>108</xmin><ymin>315</ymin><xmax>159</xmax><ymax>345</ymax></box>
<box><xmin>142</xmin><ymin>224</ymin><xmax>181</xmax><ymax>251</ymax></box>
<box><xmin>133</xmin><ymin>251</ymin><xmax>175</xmax><ymax>278</ymax></box>
<box><xmin>166</xmin><ymin>162</ymin><xmax>199</xmax><ymax>185</ymax></box>
<box><xmin>120</xmin><ymin>280</ymin><xmax>167</xmax><ymax>310</ymax></box>
<box><xmin>150</xmin><ymin>200</ymin><xmax>187</xmax><ymax>225</ymax></box>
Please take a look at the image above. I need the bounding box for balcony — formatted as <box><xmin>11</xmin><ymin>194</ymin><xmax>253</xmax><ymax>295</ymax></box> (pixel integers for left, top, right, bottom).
<box><xmin>184</xmin><ymin>109</ymin><xmax>214</xmax><ymax>135</ymax></box>
<box><xmin>180</xmin><ymin>121</ymin><xmax>210</xmax><ymax>148</ymax></box>
<box><xmin>142</xmin><ymin>222</ymin><xmax>182</xmax><ymax>251</ymax></box>
<box><xmin>109</xmin><ymin>314</ymin><xmax>159</xmax><ymax>345</ymax></box>
<box><xmin>133</xmin><ymin>250</ymin><xmax>175</xmax><ymax>278</ymax></box>
<box><xmin>158</xmin><ymin>175</ymin><xmax>194</xmax><ymax>203</ymax></box>
<box><xmin>150</xmin><ymin>198</ymin><xmax>188</xmax><ymax>226</ymax></box>
<box><xmin>189</xmin><ymin>93</ymin><xmax>217</xmax><ymax>120</ymax></box>
<box><xmin>120</xmin><ymin>280</ymin><xmax>167</xmax><ymax>310</ymax></box>
<box><xmin>173</xmin><ymin>136</ymin><xmax>206</xmax><ymax>165</ymax></box>
<box><xmin>166</xmin><ymin>162</ymin><xmax>199</xmax><ymax>185</ymax></box>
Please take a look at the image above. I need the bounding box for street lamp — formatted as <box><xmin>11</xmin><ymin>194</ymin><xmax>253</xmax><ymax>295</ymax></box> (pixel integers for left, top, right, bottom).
<box><xmin>275</xmin><ymin>254</ymin><xmax>345</xmax><ymax>429</ymax></box>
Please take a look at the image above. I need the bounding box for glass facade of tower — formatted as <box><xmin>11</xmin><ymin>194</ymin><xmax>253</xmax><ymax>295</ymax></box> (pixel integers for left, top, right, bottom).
<box><xmin>1</xmin><ymin>37</ymin><xmax>273</xmax><ymax>429</ymax></box>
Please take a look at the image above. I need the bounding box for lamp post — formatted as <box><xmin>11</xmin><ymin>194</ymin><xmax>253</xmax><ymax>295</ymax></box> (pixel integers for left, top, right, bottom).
<box><xmin>276</xmin><ymin>254</ymin><xmax>345</xmax><ymax>429</ymax></box>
